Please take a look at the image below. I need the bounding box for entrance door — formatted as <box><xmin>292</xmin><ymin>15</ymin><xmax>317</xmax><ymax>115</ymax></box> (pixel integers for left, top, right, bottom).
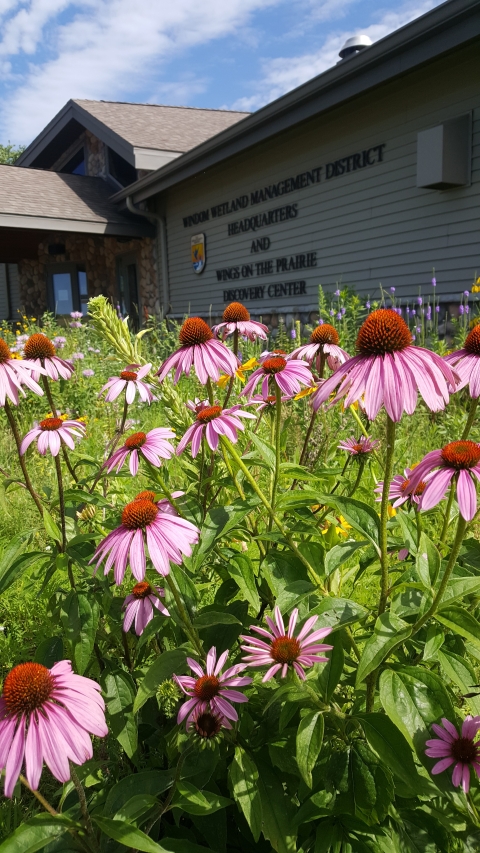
<box><xmin>116</xmin><ymin>254</ymin><xmax>140</xmax><ymax>329</ymax></box>
<box><xmin>47</xmin><ymin>265</ymin><xmax>88</xmax><ymax>316</ymax></box>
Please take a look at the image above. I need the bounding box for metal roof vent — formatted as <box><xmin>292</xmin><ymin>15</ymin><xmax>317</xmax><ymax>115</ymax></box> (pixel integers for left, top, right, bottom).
<box><xmin>339</xmin><ymin>34</ymin><xmax>372</xmax><ymax>60</ymax></box>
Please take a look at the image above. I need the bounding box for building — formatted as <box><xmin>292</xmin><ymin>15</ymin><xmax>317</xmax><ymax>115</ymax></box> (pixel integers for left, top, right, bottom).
<box><xmin>1</xmin><ymin>0</ymin><xmax>479</xmax><ymax>327</ymax></box>
<box><xmin>0</xmin><ymin>101</ymin><xmax>248</xmax><ymax>323</ymax></box>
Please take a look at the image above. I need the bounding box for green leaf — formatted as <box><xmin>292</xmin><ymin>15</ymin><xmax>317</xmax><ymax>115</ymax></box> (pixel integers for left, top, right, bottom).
<box><xmin>438</xmin><ymin>649</ymin><xmax>480</xmax><ymax>715</ymax></box>
<box><xmin>102</xmin><ymin>668</ymin><xmax>137</xmax><ymax>759</ymax></box>
<box><xmin>350</xmin><ymin>746</ymin><xmax>377</xmax><ymax>814</ymax></box>
<box><xmin>379</xmin><ymin>667</ymin><xmax>455</xmax><ymax>749</ymax></box>
<box><xmin>423</xmin><ymin>624</ymin><xmax>444</xmax><ymax>661</ymax></box>
<box><xmin>42</xmin><ymin>507</ymin><xmax>61</xmax><ymax>544</ymax></box>
<box><xmin>248</xmin><ymin>433</ymin><xmax>276</xmax><ymax>470</ymax></box>
<box><xmin>256</xmin><ymin>760</ymin><xmax>297</xmax><ymax>853</ymax></box>
<box><xmin>0</xmin><ymin>550</ymin><xmax>47</xmax><ymax>596</ymax></box>
<box><xmin>173</xmin><ymin>782</ymin><xmax>231</xmax><ymax>815</ymax></box>
<box><xmin>192</xmin><ymin>501</ymin><xmax>259</xmax><ymax>567</ymax></box>
<box><xmin>93</xmin><ymin>816</ymin><xmax>165</xmax><ymax>851</ymax></box>
<box><xmin>324</xmin><ymin>540</ymin><xmax>368</xmax><ymax>577</ymax></box>
<box><xmin>416</xmin><ymin>533</ymin><xmax>440</xmax><ymax>587</ymax></box>
<box><xmin>194</xmin><ymin>611</ymin><xmax>241</xmax><ymax>629</ymax></box>
<box><xmin>356</xmin><ymin>713</ymin><xmax>425</xmax><ymax>792</ymax></box>
<box><xmin>229</xmin><ymin>747</ymin><xmax>262</xmax><ymax>842</ymax></box>
<box><xmin>59</xmin><ymin>591</ymin><xmax>99</xmax><ymax>675</ymax></box>
<box><xmin>0</xmin><ymin>813</ymin><xmax>77</xmax><ymax>853</ymax></box>
<box><xmin>356</xmin><ymin>613</ymin><xmax>411</xmax><ymax>685</ymax></box>
<box><xmin>396</xmin><ymin>512</ymin><xmax>418</xmax><ymax>556</ymax></box>
<box><xmin>317</xmin><ymin>630</ymin><xmax>344</xmax><ymax>701</ymax></box>
<box><xmin>158</xmin><ymin>841</ymin><xmax>213</xmax><ymax>853</ymax></box>
<box><xmin>276</xmin><ymin>489</ymin><xmax>328</xmax><ymax>511</ymax></box>
<box><xmin>318</xmin><ymin>495</ymin><xmax>380</xmax><ymax>551</ymax></box>
<box><xmin>228</xmin><ymin>552</ymin><xmax>260</xmax><ymax>611</ymax></box>
<box><xmin>114</xmin><ymin>794</ymin><xmax>159</xmax><ymax>822</ymax></box>
<box><xmin>104</xmin><ymin>770</ymin><xmax>173</xmax><ymax>816</ymax></box>
<box><xmin>436</xmin><ymin>606</ymin><xmax>480</xmax><ymax>649</ymax></box>
<box><xmin>442</xmin><ymin>575</ymin><xmax>480</xmax><ymax>606</ymax></box>
<box><xmin>296</xmin><ymin>711</ymin><xmax>324</xmax><ymax>788</ymax></box>
<box><xmin>133</xmin><ymin>649</ymin><xmax>187</xmax><ymax>713</ymax></box>
<box><xmin>308</xmin><ymin>597</ymin><xmax>368</xmax><ymax>633</ymax></box>
<box><xmin>34</xmin><ymin>636</ymin><xmax>63</xmax><ymax>669</ymax></box>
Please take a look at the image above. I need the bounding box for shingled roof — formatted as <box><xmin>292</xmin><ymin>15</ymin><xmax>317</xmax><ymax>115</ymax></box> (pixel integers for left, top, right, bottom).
<box><xmin>73</xmin><ymin>100</ymin><xmax>249</xmax><ymax>153</ymax></box>
<box><xmin>0</xmin><ymin>165</ymin><xmax>151</xmax><ymax>236</ymax></box>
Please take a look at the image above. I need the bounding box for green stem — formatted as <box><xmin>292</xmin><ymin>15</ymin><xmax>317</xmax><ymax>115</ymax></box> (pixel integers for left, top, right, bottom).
<box><xmin>349</xmin><ymin>404</ymin><xmax>369</xmax><ymax>438</ymax></box>
<box><xmin>145</xmin><ymin>746</ymin><xmax>194</xmax><ymax>836</ymax></box>
<box><xmin>378</xmin><ymin>416</ymin><xmax>396</xmax><ymax>616</ymax></box>
<box><xmin>154</xmin><ymin>470</ymin><xmax>185</xmax><ymax>517</ymax></box>
<box><xmin>206</xmin><ymin>377</ymin><xmax>214</xmax><ymax>405</ymax></box>
<box><xmin>222</xmin><ymin>329</ymin><xmax>238</xmax><ymax>408</ymax></box>
<box><xmin>221</xmin><ymin>436</ymin><xmax>325</xmax><ymax>591</ymax></box>
<box><xmin>165</xmin><ymin>573</ymin><xmax>204</xmax><ymax>657</ymax></box>
<box><xmin>54</xmin><ymin>454</ymin><xmax>67</xmax><ymax>553</ymax></box>
<box><xmin>222</xmin><ymin>443</ymin><xmax>245</xmax><ymax>500</ymax></box>
<box><xmin>439</xmin><ymin>486</ymin><xmax>455</xmax><ymax>544</ymax></box>
<box><xmin>70</xmin><ymin>764</ymin><xmax>97</xmax><ymax>842</ymax></box>
<box><xmin>411</xmin><ymin>514</ymin><xmax>467</xmax><ymax>636</ymax></box>
<box><xmin>416</xmin><ymin>507</ymin><xmax>422</xmax><ymax>550</ymax></box>
<box><xmin>89</xmin><ymin>397</ymin><xmax>129</xmax><ymax>493</ymax></box>
<box><xmin>272</xmin><ymin>383</ymin><xmax>282</xmax><ymax>506</ymax></box>
<box><xmin>347</xmin><ymin>459</ymin><xmax>365</xmax><ymax>497</ymax></box>
<box><xmin>19</xmin><ymin>774</ymin><xmax>58</xmax><ymax>816</ymax></box>
<box><xmin>462</xmin><ymin>396</ymin><xmax>479</xmax><ymax>440</ymax></box>
<box><xmin>4</xmin><ymin>401</ymin><xmax>43</xmax><ymax>516</ymax></box>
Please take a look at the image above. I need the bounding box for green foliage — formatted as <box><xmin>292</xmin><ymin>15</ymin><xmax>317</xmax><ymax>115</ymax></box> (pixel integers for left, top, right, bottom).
<box><xmin>0</xmin><ymin>143</ymin><xmax>25</xmax><ymax>165</ymax></box>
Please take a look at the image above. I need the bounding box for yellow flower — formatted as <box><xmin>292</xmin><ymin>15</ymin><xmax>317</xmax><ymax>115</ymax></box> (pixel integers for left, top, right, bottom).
<box><xmin>321</xmin><ymin>514</ymin><xmax>352</xmax><ymax>538</ymax></box>
<box><xmin>387</xmin><ymin>504</ymin><xmax>397</xmax><ymax>518</ymax></box>
<box><xmin>294</xmin><ymin>385</ymin><xmax>316</xmax><ymax>400</ymax></box>
<box><xmin>77</xmin><ymin>415</ymin><xmax>88</xmax><ymax>424</ymax></box>
<box><xmin>217</xmin><ymin>357</ymin><xmax>258</xmax><ymax>388</ymax></box>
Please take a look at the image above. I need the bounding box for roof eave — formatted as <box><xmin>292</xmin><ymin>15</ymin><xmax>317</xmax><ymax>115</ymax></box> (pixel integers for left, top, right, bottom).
<box><xmin>113</xmin><ymin>0</ymin><xmax>480</xmax><ymax>204</ymax></box>
<box><xmin>0</xmin><ymin>212</ymin><xmax>153</xmax><ymax>237</ymax></box>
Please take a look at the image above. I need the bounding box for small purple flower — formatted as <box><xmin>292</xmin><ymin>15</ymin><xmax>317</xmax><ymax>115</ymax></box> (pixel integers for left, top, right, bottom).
<box><xmin>365</xmin><ymin>301</ymin><xmax>371</xmax><ymax>309</ymax></box>
<box><xmin>466</xmin><ymin>305</ymin><xmax>470</xmax><ymax>314</ymax></box>
<box><xmin>464</xmin><ymin>291</ymin><xmax>470</xmax><ymax>298</ymax></box>
<box><xmin>416</xmin><ymin>326</ymin><xmax>421</xmax><ymax>334</ymax></box>
<box><xmin>390</xmin><ymin>287</ymin><xmax>395</xmax><ymax>293</ymax></box>
<box><xmin>436</xmin><ymin>305</ymin><xmax>440</xmax><ymax>313</ymax></box>
<box><xmin>426</xmin><ymin>307</ymin><xmax>432</xmax><ymax>320</ymax></box>
<box><xmin>69</xmin><ymin>322</ymin><xmax>82</xmax><ymax>329</ymax></box>
<box><xmin>123</xmin><ymin>581</ymin><xmax>169</xmax><ymax>635</ymax></box>
<box><xmin>432</xmin><ymin>277</ymin><xmax>437</xmax><ymax>287</ymax></box>
<box><xmin>83</xmin><ymin>369</ymin><xmax>94</xmax><ymax>378</ymax></box>
<box><xmin>334</xmin><ymin>289</ymin><xmax>341</xmax><ymax>297</ymax></box>
<box><xmin>418</xmin><ymin>297</ymin><xmax>423</xmax><ymax>306</ymax></box>
<box><xmin>425</xmin><ymin>716</ymin><xmax>480</xmax><ymax>793</ymax></box>
<box><xmin>336</xmin><ymin>312</ymin><xmax>342</xmax><ymax>321</ymax></box>
<box><xmin>459</xmin><ymin>305</ymin><xmax>465</xmax><ymax>315</ymax></box>
<box><xmin>71</xmin><ymin>352</ymin><xmax>84</xmax><ymax>360</ymax></box>
<box><xmin>290</xmin><ymin>329</ymin><xmax>296</xmax><ymax>339</ymax></box>
<box><xmin>175</xmin><ymin>647</ymin><xmax>251</xmax><ymax>726</ymax></box>
<box><xmin>412</xmin><ymin>309</ymin><xmax>416</xmax><ymax>316</ymax></box>
<box><xmin>240</xmin><ymin>606</ymin><xmax>332</xmax><ymax>682</ymax></box>
<box><xmin>329</xmin><ymin>309</ymin><xmax>335</xmax><ymax>317</ymax></box>
<box><xmin>53</xmin><ymin>336</ymin><xmax>66</xmax><ymax>349</ymax></box>
<box><xmin>341</xmin><ymin>306</ymin><xmax>346</xmax><ymax>316</ymax></box>
<box><xmin>70</xmin><ymin>311</ymin><xmax>83</xmax><ymax>320</ymax></box>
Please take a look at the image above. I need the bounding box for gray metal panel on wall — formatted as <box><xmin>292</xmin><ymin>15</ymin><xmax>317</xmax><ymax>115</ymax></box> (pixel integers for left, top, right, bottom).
<box><xmin>163</xmin><ymin>42</ymin><xmax>480</xmax><ymax>318</ymax></box>
<box><xmin>0</xmin><ymin>265</ymin><xmax>9</xmax><ymax>320</ymax></box>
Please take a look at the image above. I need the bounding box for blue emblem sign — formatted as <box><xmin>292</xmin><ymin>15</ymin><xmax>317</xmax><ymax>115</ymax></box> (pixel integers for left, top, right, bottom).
<box><xmin>191</xmin><ymin>233</ymin><xmax>206</xmax><ymax>275</ymax></box>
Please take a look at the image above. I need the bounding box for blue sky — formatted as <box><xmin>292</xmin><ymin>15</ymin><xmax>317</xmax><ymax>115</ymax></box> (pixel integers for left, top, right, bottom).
<box><xmin>0</xmin><ymin>0</ymin><xmax>443</xmax><ymax>145</ymax></box>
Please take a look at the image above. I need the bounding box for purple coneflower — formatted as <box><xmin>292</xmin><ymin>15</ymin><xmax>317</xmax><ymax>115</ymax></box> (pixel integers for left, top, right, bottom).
<box><xmin>0</xmin><ymin>338</ymin><xmax>44</xmax><ymax>405</ymax></box>
<box><xmin>249</xmin><ymin>393</ymin><xmax>288</xmax><ymax>410</ymax></box>
<box><xmin>212</xmin><ymin>302</ymin><xmax>268</xmax><ymax>342</ymax></box>
<box><xmin>242</xmin><ymin>355</ymin><xmax>313</xmax><ymax>400</ymax></box>
<box><xmin>104</xmin><ymin>427</ymin><xmax>175</xmax><ymax>475</ymax></box>
<box><xmin>240</xmin><ymin>606</ymin><xmax>332</xmax><ymax>682</ymax></box>
<box><xmin>23</xmin><ymin>333</ymin><xmax>74</xmax><ymax>382</ymax></box>
<box><xmin>0</xmin><ymin>660</ymin><xmax>107</xmax><ymax>797</ymax></box>
<box><xmin>100</xmin><ymin>363</ymin><xmax>154</xmax><ymax>404</ymax></box>
<box><xmin>288</xmin><ymin>324</ymin><xmax>350</xmax><ymax>374</ymax></box>
<box><xmin>186</xmin><ymin>398</ymin><xmax>209</xmax><ymax>414</ymax></box>
<box><xmin>425</xmin><ymin>716</ymin><xmax>480</xmax><ymax>793</ymax></box>
<box><xmin>175</xmin><ymin>646</ymin><xmax>251</xmax><ymax>726</ymax></box>
<box><xmin>91</xmin><ymin>491</ymin><xmax>200</xmax><ymax>584</ymax></box>
<box><xmin>123</xmin><ymin>581</ymin><xmax>169</xmax><ymax>635</ymax></box>
<box><xmin>338</xmin><ymin>435</ymin><xmax>379</xmax><ymax>457</ymax></box>
<box><xmin>176</xmin><ymin>404</ymin><xmax>255</xmax><ymax>457</ymax></box>
<box><xmin>157</xmin><ymin>317</ymin><xmax>238</xmax><ymax>385</ymax></box>
<box><xmin>444</xmin><ymin>324</ymin><xmax>480</xmax><ymax>398</ymax></box>
<box><xmin>20</xmin><ymin>416</ymin><xmax>85</xmax><ymax>457</ymax></box>
<box><xmin>374</xmin><ymin>467</ymin><xmax>427</xmax><ymax>508</ymax></box>
<box><xmin>408</xmin><ymin>440</ymin><xmax>480</xmax><ymax>521</ymax></box>
<box><xmin>311</xmin><ymin>309</ymin><xmax>457</xmax><ymax>421</ymax></box>
<box><xmin>188</xmin><ymin>707</ymin><xmax>232</xmax><ymax>743</ymax></box>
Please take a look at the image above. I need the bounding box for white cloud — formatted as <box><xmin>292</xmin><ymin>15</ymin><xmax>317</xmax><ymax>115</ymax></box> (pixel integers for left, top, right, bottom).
<box><xmin>231</xmin><ymin>0</ymin><xmax>442</xmax><ymax>111</ymax></box>
<box><xmin>0</xmin><ymin>0</ymin><xmax>282</xmax><ymax>142</ymax></box>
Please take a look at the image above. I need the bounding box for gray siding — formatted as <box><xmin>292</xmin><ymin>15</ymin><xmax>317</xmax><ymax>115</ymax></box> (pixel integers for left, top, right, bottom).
<box><xmin>162</xmin><ymin>41</ymin><xmax>480</xmax><ymax>316</ymax></box>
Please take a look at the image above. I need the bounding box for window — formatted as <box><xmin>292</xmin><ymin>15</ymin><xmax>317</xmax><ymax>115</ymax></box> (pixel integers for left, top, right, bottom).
<box><xmin>60</xmin><ymin>147</ymin><xmax>86</xmax><ymax>176</ymax></box>
<box><xmin>107</xmin><ymin>148</ymin><xmax>137</xmax><ymax>187</ymax></box>
<box><xmin>116</xmin><ymin>254</ymin><xmax>140</xmax><ymax>329</ymax></box>
<box><xmin>47</xmin><ymin>265</ymin><xmax>89</xmax><ymax>315</ymax></box>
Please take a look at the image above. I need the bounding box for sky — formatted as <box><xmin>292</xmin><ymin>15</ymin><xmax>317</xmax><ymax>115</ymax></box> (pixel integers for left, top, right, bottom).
<box><xmin>0</xmin><ymin>0</ymin><xmax>445</xmax><ymax>146</ymax></box>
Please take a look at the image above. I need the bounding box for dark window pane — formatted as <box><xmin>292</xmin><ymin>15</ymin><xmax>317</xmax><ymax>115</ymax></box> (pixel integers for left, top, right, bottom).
<box><xmin>108</xmin><ymin>147</ymin><xmax>137</xmax><ymax>187</ymax></box>
<box><xmin>78</xmin><ymin>270</ymin><xmax>88</xmax><ymax>296</ymax></box>
<box><xmin>52</xmin><ymin>273</ymin><xmax>73</xmax><ymax>314</ymax></box>
<box><xmin>61</xmin><ymin>148</ymin><xmax>85</xmax><ymax>175</ymax></box>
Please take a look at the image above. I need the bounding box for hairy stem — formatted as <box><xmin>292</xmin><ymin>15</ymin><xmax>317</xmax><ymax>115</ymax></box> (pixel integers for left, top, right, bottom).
<box><xmin>4</xmin><ymin>401</ymin><xmax>43</xmax><ymax>516</ymax></box>
<box><xmin>462</xmin><ymin>396</ymin><xmax>479</xmax><ymax>440</ymax></box>
<box><xmin>221</xmin><ymin>436</ymin><xmax>325</xmax><ymax>591</ymax></box>
<box><xmin>165</xmin><ymin>573</ymin><xmax>204</xmax><ymax>657</ymax></box>
<box><xmin>222</xmin><ymin>443</ymin><xmax>245</xmax><ymax>500</ymax></box>
<box><xmin>378</xmin><ymin>416</ymin><xmax>396</xmax><ymax>616</ymax></box>
<box><xmin>70</xmin><ymin>764</ymin><xmax>97</xmax><ymax>842</ymax></box>
<box><xmin>439</xmin><ymin>486</ymin><xmax>456</xmax><ymax>544</ymax></box>
<box><xmin>271</xmin><ymin>383</ymin><xmax>282</xmax><ymax>507</ymax></box>
<box><xmin>89</xmin><ymin>397</ymin><xmax>129</xmax><ymax>493</ymax></box>
<box><xmin>54</xmin><ymin>454</ymin><xmax>67</xmax><ymax>553</ymax></box>
<box><xmin>222</xmin><ymin>329</ymin><xmax>238</xmax><ymax>408</ymax></box>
